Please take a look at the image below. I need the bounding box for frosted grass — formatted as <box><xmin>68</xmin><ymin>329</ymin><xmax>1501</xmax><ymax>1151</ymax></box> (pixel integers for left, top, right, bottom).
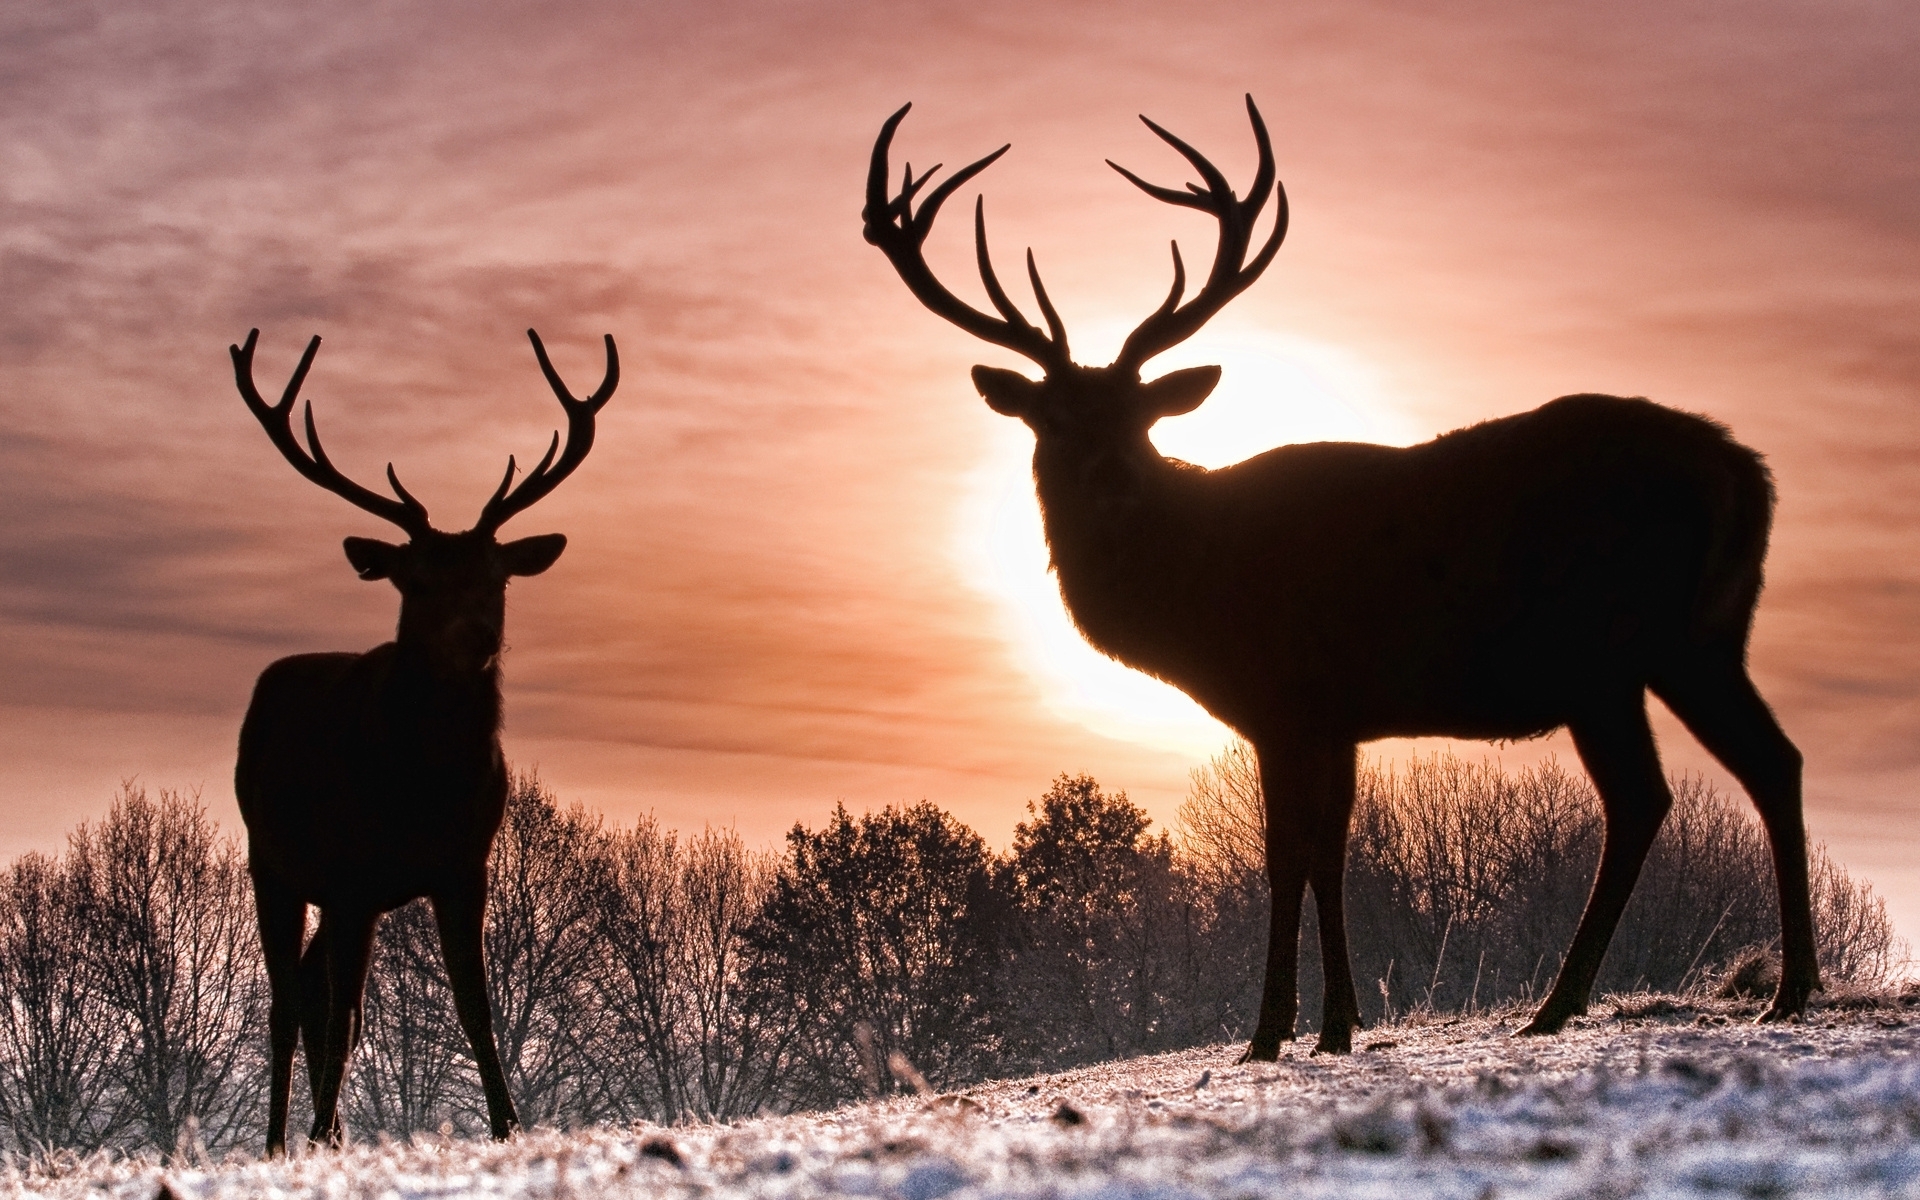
<box><xmin>13</xmin><ymin>995</ymin><xmax>1918</xmax><ymax>1199</ymax></box>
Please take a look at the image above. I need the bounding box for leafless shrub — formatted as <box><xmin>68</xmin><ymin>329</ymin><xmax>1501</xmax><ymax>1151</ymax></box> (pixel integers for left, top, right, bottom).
<box><xmin>1714</xmin><ymin>946</ymin><xmax>1780</xmax><ymax>999</ymax></box>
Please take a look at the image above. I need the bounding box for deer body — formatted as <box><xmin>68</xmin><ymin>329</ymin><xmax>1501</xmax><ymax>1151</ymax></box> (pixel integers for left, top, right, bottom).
<box><xmin>238</xmin><ymin>646</ymin><xmax>507</xmax><ymax>909</ymax></box>
<box><xmin>1036</xmin><ymin>393</ymin><xmax>1769</xmax><ymax>742</ymax></box>
<box><xmin>231</xmin><ymin>331</ymin><xmax>614</xmax><ymax>1152</ymax></box>
<box><xmin>866</xmin><ymin>99</ymin><xmax>1816</xmax><ymax>1060</ymax></box>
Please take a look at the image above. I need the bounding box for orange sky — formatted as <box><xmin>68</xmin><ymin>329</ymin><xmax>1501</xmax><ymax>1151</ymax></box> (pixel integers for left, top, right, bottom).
<box><xmin>4</xmin><ymin>1</ymin><xmax>1919</xmax><ymax>942</ymax></box>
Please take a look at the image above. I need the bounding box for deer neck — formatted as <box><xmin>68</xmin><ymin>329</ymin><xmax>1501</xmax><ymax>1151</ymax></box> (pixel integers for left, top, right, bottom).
<box><xmin>1030</xmin><ymin>434</ymin><xmax>1198</xmax><ymax>621</ymax></box>
<box><xmin>389</xmin><ymin>605</ymin><xmax>507</xmax><ymax>711</ymax></box>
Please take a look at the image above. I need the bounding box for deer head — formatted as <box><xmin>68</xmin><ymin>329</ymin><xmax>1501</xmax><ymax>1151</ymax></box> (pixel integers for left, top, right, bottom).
<box><xmin>232</xmin><ymin>329</ymin><xmax>618</xmax><ymax>671</ymax></box>
<box><xmin>863</xmin><ymin>96</ymin><xmax>1287</xmax><ymax>448</ymax></box>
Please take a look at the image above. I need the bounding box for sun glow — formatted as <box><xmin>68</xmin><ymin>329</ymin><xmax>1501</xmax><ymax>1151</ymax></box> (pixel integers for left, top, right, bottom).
<box><xmin>954</xmin><ymin>330</ymin><xmax>1413</xmax><ymax>758</ymax></box>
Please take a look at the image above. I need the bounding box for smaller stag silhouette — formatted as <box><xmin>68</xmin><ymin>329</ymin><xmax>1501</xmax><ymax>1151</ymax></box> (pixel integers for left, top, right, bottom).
<box><xmin>864</xmin><ymin>97</ymin><xmax>1816</xmax><ymax>1058</ymax></box>
<box><xmin>232</xmin><ymin>328</ymin><xmax>616</xmax><ymax>1151</ymax></box>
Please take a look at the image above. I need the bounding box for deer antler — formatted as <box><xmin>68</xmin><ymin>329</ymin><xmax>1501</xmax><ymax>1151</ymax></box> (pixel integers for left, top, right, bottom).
<box><xmin>1109</xmin><ymin>95</ymin><xmax>1288</xmax><ymax>375</ymax></box>
<box><xmin>473</xmin><ymin>330</ymin><xmax>619</xmax><ymax>535</ymax></box>
<box><xmin>232</xmin><ymin>329</ymin><xmax>434</xmax><ymax>537</ymax></box>
<box><xmin>863</xmin><ymin>104</ymin><xmax>1072</xmax><ymax>373</ymax></box>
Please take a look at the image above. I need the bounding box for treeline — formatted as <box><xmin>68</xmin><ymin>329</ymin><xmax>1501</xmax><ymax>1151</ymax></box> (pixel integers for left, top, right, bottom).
<box><xmin>0</xmin><ymin>751</ymin><xmax>1897</xmax><ymax>1154</ymax></box>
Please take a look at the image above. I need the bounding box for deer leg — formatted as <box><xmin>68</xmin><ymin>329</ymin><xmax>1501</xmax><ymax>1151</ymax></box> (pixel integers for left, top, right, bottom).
<box><xmin>1523</xmin><ymin>697</ymin><xmax>1672</xmax><ymax>1036</ymax></box>
<box><xmin>1243</xmin><ymin>841</ymin><xmax>1307</xmax><ymax>1062</ymax></box>
<box><xmin>1307</xmin><ymin>744</ymin><xmax>1362</xmax><ymax>1055</ymax></box>
<box><xmin>1242</xmin><ymin>737</ymin><xmax>1339</xmax><ymax>1061</ymax></box>
<box><xmin>432</xmin><ymin>879</ymin><xmax>520</xmax><ymax>1139</ymax></box>
<box><xmin>1653</xmin><ymin>658</ymin><xmax>1818</xmax><ymax>1019</ymax></box>
<box><xmin>308</xmin><ymin>910</ymin><xmax>377</xmax><ymax>1147</ymax></box>
<box><xmin>251</xmin><ymin>874</ymin><xmax>305</xmax><ymax>1157</ymax></box>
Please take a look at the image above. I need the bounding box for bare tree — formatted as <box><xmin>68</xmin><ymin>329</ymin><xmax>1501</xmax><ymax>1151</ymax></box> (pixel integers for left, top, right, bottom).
<box><xmin>64</xmin><ymin>787</ymin><xmax>264</xmax><ymax>1156</ymax></box>
<box><xmin>480</xmin><ymin>775</ymin><xmax>615</xmax><ymax>1130</ymax></box>
<box><xmin>590</xmin><ymin>819</ymin><xmax>787</xmax><ymax>1123</ymax></box>
<box><xmin>676</xmin><ymin>827</ymin><xmax>786</xmax><ymax>1120</ymax></box>
<box><xmin>589</xmin><ymin>815</ymin><xmax>682</xmax><ymax>1121</ymax></box>
<box><xmin>1180</xmin><ymin>745</ymin><xmax>1894</xmax><ymax>1027</ymax></box>
<box><xmin>348</xmin><ymin>900</ymin><xmax>465</xmax><ymax>1139</ymax></box>
<box><xmin>0</xmin><ymin>853</ymin><xmax>122</xmax><ymax>1153</ymax></box>
<box><xmin>1178</xmin><ymin>742</ymin><xmax>1265</xmax><ymax>889</ymax></box>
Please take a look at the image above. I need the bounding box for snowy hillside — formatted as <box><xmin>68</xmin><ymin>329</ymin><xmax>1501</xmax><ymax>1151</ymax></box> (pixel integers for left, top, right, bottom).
<box><xmin>19</xmin><ymin>993</ymin><xmax>1920</xmax><ymax>1200</ymax></box>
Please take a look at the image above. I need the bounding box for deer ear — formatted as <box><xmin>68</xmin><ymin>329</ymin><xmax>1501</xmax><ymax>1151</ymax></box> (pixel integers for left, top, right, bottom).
<box><xmin>498</xmin><ymin>533</ymin><xmax>567</xmax><ymax>577</ymax></box>
<box><xmin>343</xmin><ymin>537</ymin><xmax>405</xmax><ymax>581</ymax></box>
<box><xmin>972</xmin><ymin>365</ymin><xmax>1043</xmax><ymax>417</ymax></box>
<box><xmin>1139</xmin><ymin>366</ymin><xmax>1221</xmax><ymax>419</ymax></box>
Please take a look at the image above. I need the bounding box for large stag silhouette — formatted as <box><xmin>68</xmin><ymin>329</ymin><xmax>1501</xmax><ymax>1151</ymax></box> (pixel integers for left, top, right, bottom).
<box><xmin>232</xmin><ymin>328</ymin><xmax>616</xmax><ymax>1150</ymax></box>
<box><xmin>865</xmin><ymin>98</ymin><xmax>1816</xmax><ymax>1058</ymax></box>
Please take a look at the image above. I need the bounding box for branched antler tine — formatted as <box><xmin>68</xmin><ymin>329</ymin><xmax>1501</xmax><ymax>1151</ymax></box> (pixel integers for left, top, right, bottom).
<box><xmin>898</xmin><ymin>161</ymin><xmax>943</xmax><ymax>211</ymax></box>
<box><xmin>525</xmin><ymin>432</ymin><xmax>561</xmax><ymax>481</ymax></box>
<box><xmin>1112</xmin><ymin>100</ymin><xmax>1288</xmax><ymax>374</ymax></box>
<box><xmin>865</xmin><ymin>103</ymin><xmax>914</xmax><ymax>223</ymax></box>
<box><xmin>294</xmin><ymin>403</ymin><xmax>428</xmax><ymax>530</ymax></box>
<box><xmin>1026</xmin><ymin>250</ymin><xmax>1069</xmax><ymax>354</ymax></box>
<box><xmin>1239</xmin><ymin>95</ymin><xmax>1276</xmax><ymax>222</ymax></box>
<box><xmin>300</xmin><ymin>402</ymin><xmax>334</xmax><ymax>468</ymax></box>
<box><xmin>527</xmin><ymin>328</ymin><xmax>577</xmax><ymax>405</ymax></box>
<box><xmin>234</xmin><ymin>330</ymin><xmax>430</xmax><ymax>534</ymax></box>
<box><xmin>280</xmin><ymin>334</ymin><xmax>322</xmax><ymax>410</ymax></box>
<box><xmin>583</xmin><ymin>334</ymin><xmax>619</xmax><ymax>408</ymax></box>
<box><xmin>476</xmin><ymin>332</ymin><xmax>618</xmax><ymax>533</ymax></box>
<box><xmin>1242</xmin><ymin>178</ymin><xmax>1289</xmax><ymax>284</ymax></box>
<box><xmin>1143</xmin><ymin>240</ymin><xmax>1189</xmax><ymax>326</ymax></box>
<box><xmin>862</xmin><ymin>106</ymin><xmax>1061</xmax><ymax>369</ymax></box>
<box><xmin>1139</xmin><ymin>114</ymin><xmax>1233</xmax><ymax>201</ymax></box>
<box><xmin>1106</xmin><ymin>159</ymin><xmax>1214</xmax><ymax>211</ymax></box>
<box><xmin>231</xmin><ymin>330</ymin><xmax>271</xmax><ymax>415</ymax></box>
<box><xmin>483</xmin><ymin>456</ymin><xmax>518</xmax><ymax>510</ymax></box>
<box><xmin>910</xmin><ymin>145</ymin><xmax>1008</xmax><ymax>239</ymax></box>
<box><xmin>383</xmin><ymin>464</ymin><xmax>429</xmax><ymax>522</ymax></box>
<box><xmin>232</xmin><ymin>330</ymin><xmax>320</xmax><ymax>419</ymax></box>
<box><xmin>973</xmin><ymin>198</ymin><xmax>1035</xmax><ymax>330</ymax></box>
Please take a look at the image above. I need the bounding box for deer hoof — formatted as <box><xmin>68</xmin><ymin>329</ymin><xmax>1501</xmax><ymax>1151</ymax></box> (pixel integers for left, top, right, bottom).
<box><xmin>1758</xmin><ymin>987</ymin><xmax>1813</xmax><ymax>1023</ymax></box>
<box><xmin>1517</xmin><ymin>1009</ymin><xmax>1573</xmax><ymax>1037</ymax></box>
<box><xmin>1312</xmin><ymin>1028</ymin><xmax>1353</xmax><ymax>1055</ymax></box>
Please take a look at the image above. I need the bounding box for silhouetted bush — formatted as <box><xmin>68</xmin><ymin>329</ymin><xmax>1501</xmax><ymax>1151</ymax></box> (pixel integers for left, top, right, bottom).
<box><xmin>998</xmin><ymin>775</ymin><xmax>1222</xmax><ymax>1070</ymax></box>
<box><xmin>744</xmin><ymin>802</ymin><xmax>1005</xmax><ymax>1109</ymax></box>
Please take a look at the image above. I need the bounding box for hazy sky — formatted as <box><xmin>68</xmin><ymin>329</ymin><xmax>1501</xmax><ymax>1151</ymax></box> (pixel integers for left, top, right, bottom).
<box><xmin>4</xmin><ymin>1</ymin><xmax>1919</xmax><ymax>940</ymax></box>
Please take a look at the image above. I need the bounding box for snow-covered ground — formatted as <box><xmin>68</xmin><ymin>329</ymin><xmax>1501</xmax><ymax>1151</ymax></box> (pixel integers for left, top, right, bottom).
<box><xmin>16</xmin><ymin>993</ymin><xmax>1920</xmax><ymax>1199</ymax></box>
